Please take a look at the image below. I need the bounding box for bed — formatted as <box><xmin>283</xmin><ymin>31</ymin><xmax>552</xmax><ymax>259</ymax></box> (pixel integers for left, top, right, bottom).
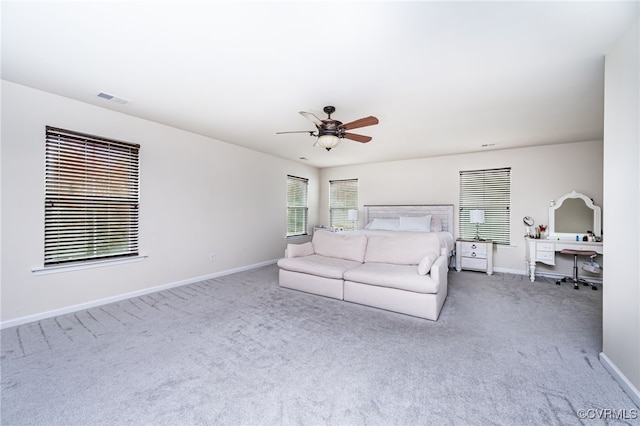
<box><xmin>338</xmin><ymin>204</ymin><xmax>456</xmax><ymax>259</ymax></box>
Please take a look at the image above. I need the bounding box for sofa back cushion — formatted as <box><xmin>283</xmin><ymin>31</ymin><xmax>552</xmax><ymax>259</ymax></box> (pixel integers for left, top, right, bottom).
<box><xmin>312</xmin><ymin>231</ymin><xmax>368</xmax><ymax>263</ymax></box>
<box><xmin>364</xmin><ymin>233</ymin><xmax>441</xmax><ymax>265</ymax></box>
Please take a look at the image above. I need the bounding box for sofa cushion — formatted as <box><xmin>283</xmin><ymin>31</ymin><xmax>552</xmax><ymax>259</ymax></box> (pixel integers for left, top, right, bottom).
<box><xmin>312</xmin><ymin>230</ymin><xmax>368</xmax><ymax>263</ymax></box>
<box><xmin>277</xmin><ymin>254</ymin><xmax>362</xmax><ymax>279</ymax></box>
<box><xmin>417</xmin><ymin>252</ymin><xmax>439</xmax><ymax>275</ymax></box>
<box><xmin>364</xmin><ymin>233</ymin><xmax>441</xmax><ymax>265</ymax></box>
<box><xmin>344</xmin><ymin>263</ymin><xmax>440</xmax><ymax>294</ymax></box>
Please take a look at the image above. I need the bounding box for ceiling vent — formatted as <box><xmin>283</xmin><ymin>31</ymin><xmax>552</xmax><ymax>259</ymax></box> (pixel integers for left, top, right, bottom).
<box><xmin>97</xmin><ymin>91</ymin><xmax>129</xmax><ymax>104</ymax></box>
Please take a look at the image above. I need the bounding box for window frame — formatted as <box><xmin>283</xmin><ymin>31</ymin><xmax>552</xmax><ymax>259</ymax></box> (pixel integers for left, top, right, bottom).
<box><xmin>286</xmin><ymin>175</ymin><xmax>309</xmax><ymax>237</ymax></box>
<box><xmin>459</xmin><ymin>167</ymin><xmax>511</xmax><ymax>244</ymax></box>
<box><xmin>43</xmin><ymin>126</ymin><xmax>140</xmax><ymax>266</ymax></box>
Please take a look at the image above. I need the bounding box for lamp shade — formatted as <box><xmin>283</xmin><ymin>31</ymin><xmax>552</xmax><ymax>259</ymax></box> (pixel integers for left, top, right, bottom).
<box><xmin>470</xmin><ymin>209</ymin><xmax>485</xmax><ymax>224</ymax></box>
<box><xmin>317</xmin><ymin>135</ymin><xmax>340</xmax><ymax>150</ymax></box>
<box><xmin>347</xmin><ymin>209</ymin><xmax>359</xmax><ymax>221</ymax></box>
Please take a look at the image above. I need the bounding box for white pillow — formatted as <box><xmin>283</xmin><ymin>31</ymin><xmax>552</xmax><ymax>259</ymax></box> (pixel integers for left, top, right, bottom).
<box><xmin>430</xmin><ymin>217</ymin><xmax>443</xmax><ymax>232</ymax></box>
<box><xmin>368</xmin><ymin>218</ymin><xmax>400</xmax><ymax>231</ymax></box>
<box><xmin>287</xmin><ymin>241</ymin><xmax>314</xmax><ymax>258</ymax></box>
<box><xmin>417</xmin><ymin>252</ymin><xmax>439</xmax><ymax>275</ymax></box>
<box><xmin>399</xmin><ymin>215</ymin><xmax>431</xmax><ymax>232</ymax></box>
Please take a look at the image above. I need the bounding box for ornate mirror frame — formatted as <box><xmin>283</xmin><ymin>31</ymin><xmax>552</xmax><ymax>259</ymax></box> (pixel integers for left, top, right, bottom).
<box><xmin>549</xmin><ymin>190</ymin><xmax>601</xmax><ymax>239</ymax></box>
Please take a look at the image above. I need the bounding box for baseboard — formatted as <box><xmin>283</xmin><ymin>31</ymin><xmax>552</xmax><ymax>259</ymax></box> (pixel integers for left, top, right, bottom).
<box><xmin>489</xmin><ymin>267</ymin><xmax>604</xmax><ymax>284</ymax></box>
<box><xmin>600</xmin><ymin>352</ymin><xmax>640</xmax><ymax>408</ymax></box>
<box><xmin>0</xmin><ymin>259</ymin><xmax>278</xmax><ymax>330</ymax></box>
<box><xmin>492</xmin><ymin>267</ymin><xmax>529</xmax><ymax>275</ymax></box>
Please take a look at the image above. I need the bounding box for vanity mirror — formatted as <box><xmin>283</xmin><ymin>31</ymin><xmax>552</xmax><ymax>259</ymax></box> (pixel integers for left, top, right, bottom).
<box><xmin>549</xmin><ymin>190</ymin><xmax>601</xmax><ymax>240</ymax></box>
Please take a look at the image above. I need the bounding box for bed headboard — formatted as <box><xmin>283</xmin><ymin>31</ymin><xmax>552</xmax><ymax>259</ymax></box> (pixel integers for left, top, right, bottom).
<box><xmin>363</xmin><ymin>204</ymin><xmax>455</xmax><ymax>234</ymax></box>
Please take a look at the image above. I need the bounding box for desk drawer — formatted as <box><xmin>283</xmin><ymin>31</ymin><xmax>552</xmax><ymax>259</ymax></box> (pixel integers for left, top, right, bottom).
<box><xmin>536</xmin><ymin>251</ymin><xmax>555</xmax><ymax>262</ymax></box>
<box><xmin>461</xmin><ymin>257</ymin><xmax>488</xmax><ymax>270</ymax></box>
<box><xmin>536</xmin><ymin>242</ymin><xmax>555</xmax><ymax>252</ymax></box>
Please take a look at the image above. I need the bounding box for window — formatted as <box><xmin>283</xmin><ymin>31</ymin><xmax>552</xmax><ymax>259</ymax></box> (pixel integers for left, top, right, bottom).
<box><xmin>459</xmin><ymin>168</ymin><xmax>511</xmax><ymax>244</ymax></box>
<box><xmin>330</xmin><ymin>179</ymin><xmax>358</xmax><ymax>230</ymax></box>
<box><xmin>286</xmin><ymin>175</ymin><xmax>308</xmax><ymax>237</ymax></box>
<box><xmin>44</xmin><ymin>126</ymin><xmax>140</xmax><ymax>265</ymax></box>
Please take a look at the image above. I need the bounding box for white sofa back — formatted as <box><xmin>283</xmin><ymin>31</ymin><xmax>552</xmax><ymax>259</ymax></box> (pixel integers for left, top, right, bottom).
<box><xmin>364</xmin><ymin>233</ymin><xmax>441</xmax><ymax>265</ymax></box>
<box><xmin>312</xmin><ymin>230</ymin><xmax>368</xmax><ymax>263</ymax></box>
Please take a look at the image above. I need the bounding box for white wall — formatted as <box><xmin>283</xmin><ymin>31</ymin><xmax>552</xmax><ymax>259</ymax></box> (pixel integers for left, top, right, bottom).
<box><xmin>319</xmin><ymin>141</ymin><xmax>603</xmax><ymax>274</ymax></box>
<box><xmin>1</xmin><ymin>80</ymin><xmax>319</xmax><ymax>325</ymax></box>
<box><xmin>602</xmin><ymin>17</ymin><xmax>640</xmax><ymax>403</ymax></box>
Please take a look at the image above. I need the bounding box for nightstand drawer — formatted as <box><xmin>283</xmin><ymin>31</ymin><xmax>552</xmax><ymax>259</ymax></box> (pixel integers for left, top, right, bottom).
<box><xmin>460</xmin><ymin>249</ymin><xmax>487</xmax><ymax>259</ymax></box>
<box><xmin>460</xmin><ymin>257</ymin><xmax>488</xmax><ymax>270</ymax></box>
<box><xmin>459</xmin><ymin>241</ymin><xmax>487</xmax><ymax>255</ymax></box>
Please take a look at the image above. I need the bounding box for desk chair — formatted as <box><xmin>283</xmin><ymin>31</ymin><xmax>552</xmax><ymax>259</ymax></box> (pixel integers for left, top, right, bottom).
<box><xmin>556</xmin><ymin>249</ymin><xmax>598</xmax><ymax>290</ymax></box>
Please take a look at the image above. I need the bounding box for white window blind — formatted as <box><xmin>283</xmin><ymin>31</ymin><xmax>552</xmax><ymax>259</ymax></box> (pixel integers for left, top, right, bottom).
<box><xmin>44</xmin><ymin>126</ymin><xmax>140</xmax><ymax>265</ymax></box>
<box><xmin>330</xmin><ymin>179</ymin><xmax>358</xmax><ymax>230</ymax></box>
<box><xmin>459</xmin><ymin>168</ymin><xmax>511</xmax><ymax>244</ymax></box>
<box><xmin>286</xmin><ymin>175</ymin><xmax>308</xmax><ymax>237</ymax></box>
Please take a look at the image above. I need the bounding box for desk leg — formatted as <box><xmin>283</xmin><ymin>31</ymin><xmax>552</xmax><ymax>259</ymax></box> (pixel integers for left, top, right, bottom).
<box><xmin>528</xmin><ymin>261</ymin><xmax>536</xmax><ymax>282</ymax></box>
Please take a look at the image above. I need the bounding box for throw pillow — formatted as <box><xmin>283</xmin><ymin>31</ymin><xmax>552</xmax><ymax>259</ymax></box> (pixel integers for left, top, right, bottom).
<box><xmin>287</xmin><ymin>241</ymin><xmax>314</xmax><ymax>258</ymax></box>
<box><xmin>417</xmin><ymin>252</ymin><xmax>438</xmax><ymax>275</ymax></box>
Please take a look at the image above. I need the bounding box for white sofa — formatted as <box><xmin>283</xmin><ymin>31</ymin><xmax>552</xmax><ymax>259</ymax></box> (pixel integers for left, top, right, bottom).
<box><xmin>277</xmin><ymin>230</ymin><xmax>449</xmax><ymax>321</ymax></box>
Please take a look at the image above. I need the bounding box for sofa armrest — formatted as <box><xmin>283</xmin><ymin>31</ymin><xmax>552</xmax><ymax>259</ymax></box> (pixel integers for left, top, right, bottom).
<box><xmin>429</xmin><ymin>255</ymin><xmax>448</xmax><ymax>284</ymax></box>
<box><xmin>285</xmin><ymin>241</ymin><xmax>315</xmax><ymax>258</ymax></box>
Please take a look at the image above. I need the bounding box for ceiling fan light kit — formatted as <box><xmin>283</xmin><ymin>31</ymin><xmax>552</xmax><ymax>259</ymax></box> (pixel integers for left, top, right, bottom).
<box><xmin>317</xmin><ymin>135</ymin><xmax>341</xmax><ymax>151</ymax></box>
<box><xmin>277</xmin><ymin>106</ymin><xmax>379</xmax><ymax>151</ymax></box>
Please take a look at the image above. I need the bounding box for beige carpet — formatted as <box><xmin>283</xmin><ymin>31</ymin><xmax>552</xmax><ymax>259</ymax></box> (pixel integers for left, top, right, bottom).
<box><xmin>1</xmin><ymin>265</ymin><xmax>636</xmax><ymax>425</ymax></box>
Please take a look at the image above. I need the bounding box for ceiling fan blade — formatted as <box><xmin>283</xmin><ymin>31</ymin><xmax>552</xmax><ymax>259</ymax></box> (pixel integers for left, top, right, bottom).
<box><xmin>343</xmin><ymin>133</ymin><xmax>372</xmax><ymax>143</ymax></box>
<box><xmin>340</xmin><ymin>116</ymin><xmax>379</xmax><ymax>131</ymax></box>
<box><xmin>299</xmin><ymin>111</ymin><xmax>324</xmax><ymax>126</ymax></box>
<box><xmin>276</xmin><ymin>130</ymin><xmax>317</xmax><ymax>136</ymax></box>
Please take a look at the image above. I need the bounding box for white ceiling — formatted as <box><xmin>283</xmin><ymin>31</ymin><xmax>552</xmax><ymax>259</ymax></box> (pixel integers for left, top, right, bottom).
<box><xmin>2</xmin><ymin>1</ymin><xmax>638</xmax><ymax>168</ymax></box>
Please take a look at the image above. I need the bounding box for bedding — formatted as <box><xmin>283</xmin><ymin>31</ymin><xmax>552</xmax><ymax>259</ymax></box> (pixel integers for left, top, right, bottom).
<box><xmin>340</xmin><ymin>228</ymin><xmax>455</xmax><ymax>257</ymax></box>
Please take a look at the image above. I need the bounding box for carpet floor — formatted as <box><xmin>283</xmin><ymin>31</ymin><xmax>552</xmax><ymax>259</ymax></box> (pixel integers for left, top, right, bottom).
<box><xmin>1</xmin><ymin>265</ymin><xmax>636</xmax><ymax>425</ymax></box>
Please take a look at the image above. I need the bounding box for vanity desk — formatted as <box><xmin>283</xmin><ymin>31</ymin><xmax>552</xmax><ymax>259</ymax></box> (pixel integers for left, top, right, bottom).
<box><xmin>525</xmin><ymin>190</ymin><xmax>603</xmax><ymax>282</ymax></box>
<box><xmin>525</xmin><ymin>238</ymin><xmax>603</xmax><ymax>282</ymax></box>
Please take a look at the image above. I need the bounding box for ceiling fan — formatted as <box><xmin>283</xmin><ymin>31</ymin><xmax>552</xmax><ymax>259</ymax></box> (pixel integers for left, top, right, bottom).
<box><xmin>277</xmin><ymin>106</ymin><xmax>379</xmax><ymax>151</ymax></box>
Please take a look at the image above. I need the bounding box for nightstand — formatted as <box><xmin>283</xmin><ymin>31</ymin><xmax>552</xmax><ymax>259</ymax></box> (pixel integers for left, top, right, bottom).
<box><xmin>456</xmin><ymin>239</ymin><xmax>493</xmax><ymax>275</ymax></box>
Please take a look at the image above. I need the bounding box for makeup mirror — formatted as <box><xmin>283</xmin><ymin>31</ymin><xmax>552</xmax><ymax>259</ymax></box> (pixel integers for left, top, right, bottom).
<box><xmin>549</xmin><ymin>190</ymin><xmax>601</xmax><ymax>239</ymax></box>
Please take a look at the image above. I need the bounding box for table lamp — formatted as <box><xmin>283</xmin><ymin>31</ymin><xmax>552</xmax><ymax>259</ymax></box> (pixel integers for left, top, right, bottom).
<box><xmin>470</xmin><ymin>209</ymin><xmax>485</xmax><ymax>240</ymax></box>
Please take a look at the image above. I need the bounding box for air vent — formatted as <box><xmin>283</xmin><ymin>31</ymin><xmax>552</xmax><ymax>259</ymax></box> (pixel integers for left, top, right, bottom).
<box><xmin>97</xmin><ymin>92</ymin><xmax>129</xmax><ymax>104</ymax></box>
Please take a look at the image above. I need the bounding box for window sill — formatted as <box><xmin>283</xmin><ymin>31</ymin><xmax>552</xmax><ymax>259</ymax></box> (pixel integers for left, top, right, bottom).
<box><xmin>285</xmin><ymin>234</ymin><xmax>310</xmax><ymax>241</ymax></box>
<box><xmin>32</xmin><ymin>255</ymin><xmax>148</xmax><ymax>275</ymax></box>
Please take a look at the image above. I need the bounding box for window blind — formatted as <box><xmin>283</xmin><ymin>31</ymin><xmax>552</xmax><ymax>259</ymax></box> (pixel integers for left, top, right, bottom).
<box><xmin>286</xmin><ymin>175</ymin><xmax>308</xmax><ymax>237</ymax></box>
<box><xmin>459</xmin><ymin>168</ymin><xmax>511</xmax><ymax>244</ymax></box>
<box><xmin>330</xmin><ymin>179</ymin><xmax>358</xmax><ymax>230</ymax></box>
<box><xmin>44</xmin><ymin>126</ymin><xmax>140</xmax><ymax>265</ymax></box>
